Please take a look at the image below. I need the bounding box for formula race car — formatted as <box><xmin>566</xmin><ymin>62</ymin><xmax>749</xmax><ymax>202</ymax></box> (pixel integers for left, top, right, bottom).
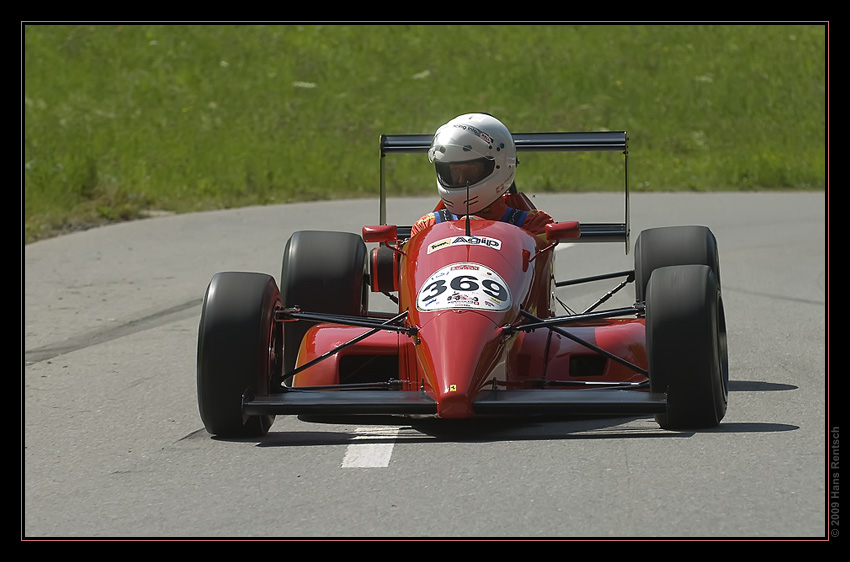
<box><xmin>196</xmin><ymin>130</ymin><xmax>728</xmax><ymax>437</ymax></box>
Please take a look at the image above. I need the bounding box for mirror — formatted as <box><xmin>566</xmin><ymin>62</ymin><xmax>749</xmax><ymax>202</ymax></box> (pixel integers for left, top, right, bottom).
<box><xmin>362</xmin><ymin>224</ymin><xmax>398</xmax><ymax>243</ymax></box>
<box><xmin>545</xmin><ymin>221</ymin><xmax>581</xmax><ymax>242</ymax></box>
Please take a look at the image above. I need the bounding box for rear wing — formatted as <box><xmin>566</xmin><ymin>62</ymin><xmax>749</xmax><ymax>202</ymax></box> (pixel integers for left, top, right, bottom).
<box><xmin>379</xmin><ymin>131</ymin><xmax>630</xmax><ymax>252</ymax></box>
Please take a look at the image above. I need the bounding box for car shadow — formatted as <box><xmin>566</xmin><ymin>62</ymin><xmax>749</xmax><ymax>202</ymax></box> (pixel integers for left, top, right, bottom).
<box><xmin>728</xmin><ymin>380</ymin><xmax>797</xmax><ymax>391</ymax></box>
<box><xmin>243</xmin><ymin>417</ymin><xmax>798</xmax><ymax>448</ymax></box>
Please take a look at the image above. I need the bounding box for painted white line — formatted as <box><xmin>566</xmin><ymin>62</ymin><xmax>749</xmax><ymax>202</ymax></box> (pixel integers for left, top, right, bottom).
<box><xmin>341</xmin><ymin>426</ymin><xmax>400</xmax><ymax>468</ymax></box>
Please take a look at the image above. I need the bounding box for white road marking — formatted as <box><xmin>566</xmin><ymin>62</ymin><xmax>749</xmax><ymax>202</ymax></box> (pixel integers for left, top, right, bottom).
<box><xmin>341</xmin><ymin>426</ymin><xmax>400</xmax><ymax>468</ymax></box>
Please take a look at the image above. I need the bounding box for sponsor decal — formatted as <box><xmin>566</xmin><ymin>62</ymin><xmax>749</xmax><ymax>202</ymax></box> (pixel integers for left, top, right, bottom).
<box><xmin>427</xmin><ymin>240</ymin><xmax>450</xmax><ymax>252</ymax></box>
<box><xmin>427</xmin><ymin>236</ymin><xmax>502</xmax><ymax>254</ymax></box>
<box><xmin>451</xmin><ymin>124</ymin><xmax>493</xmax><ymax>145</ymax></box>
<box><xmin>416</xmin><ymin>262</ymin><xmax>512</xmax><ymax>312</ymax></box>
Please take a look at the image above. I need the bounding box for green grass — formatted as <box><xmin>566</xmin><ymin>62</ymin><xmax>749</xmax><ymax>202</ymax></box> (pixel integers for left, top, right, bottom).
<box><xmin>23</xmin><ymin>23</ymin><xmax>827</xmax><ymax>243</ymax></box>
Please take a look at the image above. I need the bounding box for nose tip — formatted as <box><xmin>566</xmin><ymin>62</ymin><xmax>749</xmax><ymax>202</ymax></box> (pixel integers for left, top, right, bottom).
<box><xmin>415</xmin><ymin>310</ymin><xmax>505</xmax><ymax>419</ymax></box>
<box><xmin>437</xmin><ymin>386</ymin><xmax>475</xmax><ymax>418</ymax></box>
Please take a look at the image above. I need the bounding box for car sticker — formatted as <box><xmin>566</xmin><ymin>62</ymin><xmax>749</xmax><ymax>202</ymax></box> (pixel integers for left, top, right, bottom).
<box><xmin>416</xmin><ymin>262</ymin><xmax>512</xmax><ymax>312</ymax></box>
<box><xmin>426</xmin><ymin>235</ymin><xmax>502</xmax><ymax>254</ymax></box>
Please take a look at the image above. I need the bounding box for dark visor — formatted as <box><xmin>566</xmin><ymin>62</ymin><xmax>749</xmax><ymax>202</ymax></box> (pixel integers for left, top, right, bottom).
<box><xmin>435</xmin><ymin>157</ymin><xmax>495</xmax><ymax>189</ymax></box>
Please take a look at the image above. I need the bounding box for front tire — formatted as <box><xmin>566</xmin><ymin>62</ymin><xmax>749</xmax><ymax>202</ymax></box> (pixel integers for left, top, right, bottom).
<box><xmin>646</xmin><ymin>265</ymin><xmax>728</xmax><ymax>429</ymax></box>
<box><xmin>197</xmin><ymin>272</ymin><xmax>280</xmax><ymax>437</ymax></box>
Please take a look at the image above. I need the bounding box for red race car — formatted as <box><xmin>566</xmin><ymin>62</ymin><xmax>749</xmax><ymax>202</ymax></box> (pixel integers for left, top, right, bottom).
<box><xmin>196</xmin><ymin>131</ymin><xmax>728</xmax><ymax>437</ymax></box>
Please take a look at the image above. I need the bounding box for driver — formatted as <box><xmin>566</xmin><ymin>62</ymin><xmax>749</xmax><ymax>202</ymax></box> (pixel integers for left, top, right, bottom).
<box><xmin>410</xmin><ymin>113</ymin><xmax>554</xmax><ymax>236</ymax></box>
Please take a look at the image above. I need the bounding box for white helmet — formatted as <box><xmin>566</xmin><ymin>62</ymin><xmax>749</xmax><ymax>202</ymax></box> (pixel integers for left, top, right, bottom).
<box><xmin>428</xmin><ymin>113</ymin><xmax>517</xmax><ymax>214</ymax></box>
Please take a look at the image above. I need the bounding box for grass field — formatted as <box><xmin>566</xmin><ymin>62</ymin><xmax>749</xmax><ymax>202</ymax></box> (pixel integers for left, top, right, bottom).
<box><xmin>23</xmin><ymin>23</ymin><xmax>827</xmax><ymax>243</ymax></box>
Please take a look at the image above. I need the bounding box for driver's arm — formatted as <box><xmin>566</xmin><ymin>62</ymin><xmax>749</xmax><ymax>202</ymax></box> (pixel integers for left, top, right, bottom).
<box><xmin>521</xmin><ymin>209</ymin><xmax>554</xmax><ymax>236</ymax></box>
<box><xmin>410</xmin><ymin>213</ymin><xmax>437</xmax><ymax>237</ymax></box>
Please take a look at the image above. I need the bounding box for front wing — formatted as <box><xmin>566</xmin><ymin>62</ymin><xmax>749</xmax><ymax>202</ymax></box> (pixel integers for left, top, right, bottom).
<box><xmin>243</xmin><ymin>388</ymin><xmax>667</xmax><ymax>417</ymax></box>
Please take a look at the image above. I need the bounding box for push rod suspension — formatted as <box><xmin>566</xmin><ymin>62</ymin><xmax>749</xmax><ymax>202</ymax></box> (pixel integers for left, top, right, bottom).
<box><xmin>555</xmin><ymin>269</ymin><xmax>634</xmax><ymax>288</ymax></box>
<box><xmin>276</xmin><ymin>308</ymin><xmax>416</xmax><ymax>335</ymax></box>
<box><xmin>581</xmin><ymin>272</ymin><xmax>635</xmax><ymax>315</ymax></box>
<box><xmin>515</xmin><ymin>307</ymin><xmax>639</xmax><ymax>331</ymax></box>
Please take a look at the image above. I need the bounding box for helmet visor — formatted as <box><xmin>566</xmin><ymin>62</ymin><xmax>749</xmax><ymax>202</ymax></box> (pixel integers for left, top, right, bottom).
<box><xmin>435</xmin><ymin>158</ymin><xmax>496</xmax><ymax>189</ymax></box>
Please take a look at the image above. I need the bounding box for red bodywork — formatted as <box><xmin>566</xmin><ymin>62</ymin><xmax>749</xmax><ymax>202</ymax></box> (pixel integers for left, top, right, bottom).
<box><xmin>291</xmin><ymin>199</ymin><xmax>649</xmax><ymax>419</ymax></box>
<box><xmin>202</xmin><ymin>131</ymin><xmax>727</xmax><ymax>433</ymax></box>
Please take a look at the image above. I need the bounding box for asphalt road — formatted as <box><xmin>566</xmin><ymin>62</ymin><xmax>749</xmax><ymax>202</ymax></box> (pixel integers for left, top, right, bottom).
<box><xmin>23</xmin><ymin>192</ymin><xmax>828</xmax><ymax>539</ymax></box>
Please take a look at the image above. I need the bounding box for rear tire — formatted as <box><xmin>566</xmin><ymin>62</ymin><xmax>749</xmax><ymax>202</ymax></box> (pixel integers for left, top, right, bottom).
<box><xmin>646</xmin><ymin>265</ymin><xmax>728</xmax><ymax>429</ymax></box>
<box><xmin>280</xmin><ymin>231</ymin><xmax>368</xmax><ymax>374</ymax></box>
<box><xmin>197</xmin><ymin>272</ymin><xmax>280</xmax><ymax>437</ymax></box>
<box><xmin>634</xmin><ymin>225</ymin><xmax>720</xmax><ymax>303</ymax></box>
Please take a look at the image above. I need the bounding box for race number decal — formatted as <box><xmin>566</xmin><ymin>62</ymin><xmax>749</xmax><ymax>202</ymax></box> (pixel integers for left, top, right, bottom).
<box><xmin>416</xmin><ymin>263</ymin><xmax>512</xmax><ymax>312</ymax></box>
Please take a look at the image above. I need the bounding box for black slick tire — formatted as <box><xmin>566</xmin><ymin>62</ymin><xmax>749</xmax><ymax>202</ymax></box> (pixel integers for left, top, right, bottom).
<box><xmin>280</xmin><ymin>231</ymin><xmax>368</xmax><ymax>374</ymax></box>
<box><xmin>634</xmin><ymin>225</ymin><xmax>720</xmax><ymax>303</ymax></box>
<box><xmin>197</xmin><ymin>272</ymin><xmax>280</xmax><ymax>437</ymax></box>
<box><xmin>646</xmin><ymin>265</ymin><xmax>728</xmax><ymax>429</ymax></box>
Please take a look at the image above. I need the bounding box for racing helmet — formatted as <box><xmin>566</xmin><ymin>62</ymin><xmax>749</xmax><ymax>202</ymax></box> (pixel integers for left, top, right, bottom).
<box><xmin>428</xmin><ymin>113</ymin><xmax>517</xmax><ymax>214</ymax></box>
